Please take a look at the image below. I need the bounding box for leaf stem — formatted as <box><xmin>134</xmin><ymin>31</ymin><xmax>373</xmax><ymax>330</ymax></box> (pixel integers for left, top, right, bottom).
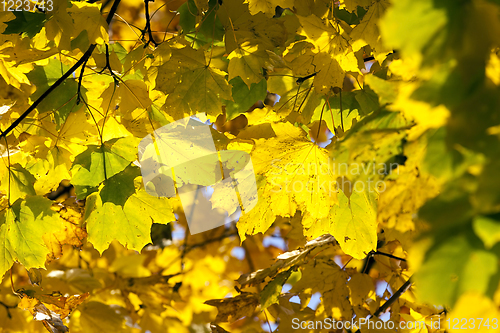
<box><xmin>339</xmin><ymin>89</ymin><xmax>344</xmax><ymax>131</ymax></box>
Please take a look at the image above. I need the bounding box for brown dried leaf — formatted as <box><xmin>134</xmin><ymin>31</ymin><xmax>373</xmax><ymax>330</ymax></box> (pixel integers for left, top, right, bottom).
<box><xmin>204</xmin><ymin>293</ymin><xmax>259</xmax><ymax>323</ymax></box>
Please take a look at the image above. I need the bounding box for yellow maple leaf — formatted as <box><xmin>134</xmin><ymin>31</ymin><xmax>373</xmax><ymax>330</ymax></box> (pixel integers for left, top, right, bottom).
<box><xmin>234</xmin><ymin>122</ymin><xmax>338</xmax><ymax>241</ymax></box>
<box><xmin>155</xmin><ymin>44</ymin><xmax>232</xmax><ymax>121</ymax></box>
<box><xmin>286</xmin><ymin>15</ymin><xmax>360</xmax><ymax>93</ymax></box>
<box><xmin>350</xmin><ymin>0</ymin><xmax>390</xmax><ymax>54</ymax></box>
<box><xmin>68</xmin><ymin>3</ymin><xmax>109</xmax><ymax>46</ymax></box>
<box><xmin>245</xmin><ymin>0</ymin><xmax>295</xmax><ymax>17</ymax></box>
<box><xmin>227</xmin><ymin>42</ymin><xmax>268</xmax><ymax>87</ymax></box>
<box><xmin>342</xmin><ymin>0</ymin><xmax>374</xmax><ymax>13</ymax></box>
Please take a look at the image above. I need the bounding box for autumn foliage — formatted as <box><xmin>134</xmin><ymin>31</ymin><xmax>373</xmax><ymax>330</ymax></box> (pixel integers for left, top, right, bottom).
<box><xmin>1</xmin><ymin>0</ymin><xmax>500</xmax><ymax>332</ymax></box>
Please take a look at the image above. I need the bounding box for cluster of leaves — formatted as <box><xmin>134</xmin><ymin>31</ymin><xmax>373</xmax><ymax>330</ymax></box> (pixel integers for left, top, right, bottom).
<box><xmin>1</xmin><ymin>0</ymin><xmax>500</xmax><ymax>332</ymax></box>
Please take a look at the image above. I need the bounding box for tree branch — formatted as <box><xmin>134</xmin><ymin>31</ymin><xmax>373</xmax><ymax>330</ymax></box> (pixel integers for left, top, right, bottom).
<box><xmin>374</xmin><ymin>275</ymin><xmax>413</xmax><ymax>317</ymax></box>
<box><xmin>0</xmin><ymin>0</ymin><xmax>122</xmax><ymax>140</ymax></box>
<box><xmin>370</xmin><ymin>250</ymin><xmax>407</xmax><ymax>262</ymax></box>
<box><xmin>142</xmin><ymin>0</ymin><xmax>158</xmax><ymax>48</ymax></box>
<box><xmin>352</xmin><ymin>275</ymin><xmax>413</xmax><ymax>333</ymax></box>
<box><xmin>0</xmin><ymin>300</ymin><xmax>17</xmax><ymax>319</ymax></box>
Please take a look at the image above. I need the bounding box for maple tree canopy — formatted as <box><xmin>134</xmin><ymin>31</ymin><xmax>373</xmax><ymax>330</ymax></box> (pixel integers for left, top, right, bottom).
<box><xmin>1</xmin><ymin>0</ymin><xmax>500</xmax><ymax>332</ymax></box>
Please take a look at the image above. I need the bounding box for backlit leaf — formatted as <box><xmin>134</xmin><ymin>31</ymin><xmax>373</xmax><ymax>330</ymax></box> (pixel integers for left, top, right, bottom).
<box><xmin>0</xmin><ymin>196</ymin><xmax>63</xmax><ymax>278</ymax></box>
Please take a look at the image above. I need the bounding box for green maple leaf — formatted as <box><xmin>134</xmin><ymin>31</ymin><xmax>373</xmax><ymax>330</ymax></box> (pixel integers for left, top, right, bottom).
<box><xmin>224</xmin><ymin>77</ymin><xmax>267</xmax><ymax>120</ymax></box>
<box><xmin>260</xmin><ymin>270</ymin><xmax>292</xmax><ymax>309</ymax></box>
<box><xmin>84</xmin><ymin>166</ymin><xmax>175</xmax><ymax>254</ymax></box>
<box><xmin>70</xmin><ymin>136</ymin><xmax>139</xmax><ymax>197</ymax></box>
<box><xmin>3</xmin><ymin>11</ymin><xmax>47</xmax><ymax>39</ymax></box>
<box><xmin>26</xmin><ymin>58</ymin><xmax>85</xmax><ymax>126</ymax></box>
<box><xmin>0</xmin><ymin>164</ymin><xmax>36</xmax><ymax>203</ymax></box>
<box><xmin>0</xmin><ymin>196</ymin><xmax>63</xmax><ymax>278</ymax></box>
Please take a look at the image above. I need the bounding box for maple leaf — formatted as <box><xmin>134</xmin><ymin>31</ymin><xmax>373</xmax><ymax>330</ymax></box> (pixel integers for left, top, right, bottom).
<box><xmin>84</xmin><ymin>166</ymin><xmax>175</xmax><ymax>254</ymax></box>
<box><xmin>227</xmin><ymin>42</ymin><xmax>268</xmax><ymax>87</ymax></box>
<box><xmin>100</xmin><ymin>79</ymin><xmax>152</xmax><ymax>115</ymax></box>
<box><xmin>74</xmin><ymin>301</ymin><xmax>127</xmax><ymax>332</ymax></box>
<box><xmin>350</xmin><ymin>0</ymin><xmax>390</xmax><ymax>54</ymax></box>
<box><xmin>217</xmin><ymin>0</ymin><xmax>288</xmax><ymax>53</ymax></box>
<box><xmin>0</xmin><ymin>164</ymin><xmax>36</xmax><ymax>202</ymax></box>
<box><xmin>291</xmin><ymin>260</ymin><xmax>353</xmax><ymax>319</ymax></box>
<box><xmin>3</xmin><ymin>11</ymin><xmax>46</xmax><ymax>39</ymax></box>
<box><xmin>0</xmin><ymin>196</ymin><xmax>64</xmax><ymax>278</ymax></box>
<box><xmin>233</xmin><ymin>122</ymin><xmax>339</xmax><ymax>241</ymax></box>
<box><xmin>245</xmin><ymin>0</ymin><xmax>295</xmax><ymax>17</ymax></box>
<box><xmin>343</xmin><ymin>0</ymin><xmax>374</xmax><ymax>13</ymax></box>
<box><xmin>44</xmin><ymin>0</ymin><xmax>74</xmax><ymax>50</ymax></box>
<box><xmin>413</xmin><ymin>233</ymin><xmax>498</xmax><ymax>307</ymax></box>
<box><xmin>68</xmin><ymin>2</ymin><xmax>109</xmax><ymax>46</ymax></box>
<box><xmin>155</xmin><ymin>44</ymin><xmax>232</xmax><ymax>120</ymax></box>
<box><xmin>70</xmin><ymin>136</ymin><xmax>139</xmax><ymax>193</ymax></box>
<box><xmin>379</xmin><ymin>0</ymin><xmax>447</xmax><ymax>62</ymax></box>
<box><xmin>26</xmin><ymin>58</ymin><xmax>82</xmax><ymax>126</ymax></box>
<box><xmin>285</xmin><ymin>15</ymin><xmax>360</xmax><ymax>93</ymax></box>
<box><xmin>449</xmin><ymin>293</ymin><xmax>500</xmax><ymax>333</ymax></box>
<box><xmin>330</xmin><ymin>189</ymin><xmax>377</xmax><ymax>259</ymax></box>
<box><xmin>224</xmin><ymin>77</ymin><xmax>267</xmax><ymax>120</ymax></box>
<box><xmin>260</xmin><ymin>269</ymin><xmax>292</xmax><ymax>309</ymax></box>
<box><xmin>204</xmin><ymin>292</ymin><xmax>259</xmax><ymax>323</ymax></box>
<box><xmin>18</xmin><ymin>297</ymin><xmax>69</xmax><ymax>333</ymax></box>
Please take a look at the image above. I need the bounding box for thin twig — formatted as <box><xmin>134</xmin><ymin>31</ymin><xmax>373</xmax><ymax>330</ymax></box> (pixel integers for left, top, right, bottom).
<box><xmin>76</xmin><ymin>56</ymin><xmax>91</xmax><ymax>105</ymax></box>
<box><xmin>3</xmin><ymin>136</ymin><xmax>11</xmax><ymax>206</ymax></box>
<box><xmin>339</xmin><ymin>89</ymin><xmax>344</xmax><ymax>131</ymax></box>
<box><xmin>263</xmin><ymin>308</ymin><xmax>274</xmax><ymax>332</ymax></box>
<box><xmin>316</xmin><ymin>100</ymin><xmax>326</xmax><ymax>142</ymax></box>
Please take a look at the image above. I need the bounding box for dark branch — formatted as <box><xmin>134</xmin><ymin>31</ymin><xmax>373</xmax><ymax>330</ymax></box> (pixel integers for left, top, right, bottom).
<box><xmin>374</xmin><ymin>275</ymin><xmax>413</xmax><ymax>317</ymax></box>
<box><xmin>0</xmin><ymin>301</ymin><xmax>16</xmax><ymax>319</ymax></box>
<box><xmin>296</xmin><ymin>72</ymin><xmax>318</xmax><ymax>85</ymax></box>
<box><xmin>96</xmin><ymin>44</ymin><xmax>120</xmax><ymax>84</ymax></box>
<box><xmin>105</xmin><ymin>0</ymin><xmax>121</xmax><ymax>25</ymax></box>
<box><xmin>0</xmin><ymin>0</ymin><xmax>122</xmax><ymax>140</ymax></box>
<box><xmin>76</xmin><ymin>54</ymin><xmax>91</xmax><ymax>105</ymax></box>
<box><xmin>363</xmin><ymin>50</ymin><xmax>398</xmax><ymax>63</ymax></box>
<box><xmin>352</xmin><ymin>275</ymin><xmax>413</xmax><ymax>333</ymax></box>
<box><xmin>370</xmin><ymin>250</ymin><xmax>407</xmax><ymax>262</ymax></box>
<box><xmin>0</xmin><ymin>44</ymin><xmax>95</xmax><ymax>139</ymax></box>
<box><xmin>143</xmin><ymin>0</ymin><xmax>159</xmax><ymax>48</ymax></box>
